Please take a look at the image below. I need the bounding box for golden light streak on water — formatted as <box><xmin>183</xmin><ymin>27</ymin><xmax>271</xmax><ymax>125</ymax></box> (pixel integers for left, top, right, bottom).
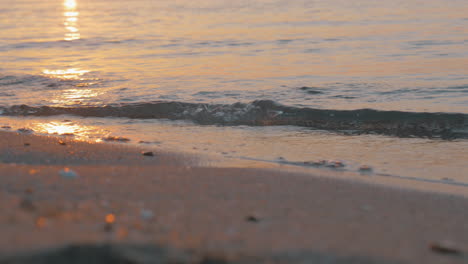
<box><xmin>34</xmin><ymin>122</ymin><xmax>82</xmax><ymax>135</ymax></box>
<box><xmin>41</xmin><ymin>63</ymin><xmax>97</xmax><ymax>107</ymax></box>
<box><xmin>31</xmin><ymin>121</ymin><xmax>108</xmax><ymax>141</ymax></box>
<box><xmin>65</xmin><ymin>16</ymin><xmax>78</xmax><ymax>22</ymax></box>
<box><xmin>51</xmin><ymin>88</ymin><xmax>102</xmax><ymax>106</ymax></box>
<box><xmin>66</xmin><ymin>26</ymin><xmax>79</xmax><ymax>33</ymax></box>
<box><xmin>64</xmin><ymin>0</ymin><xmax>77</xmax><ymax>9</ymax></box>
<box><xmin>42</xmin><ymin>68</ymin><xmax>90</xmax><ymax>80</ymax></box>
<box><xmin>64</xmin><ymin>11</ymin><xmax>79</xmax><ymax>17</ymax></box>
<box><xmin>63</xmin><ymin>0</ymin><xmax>80</xmax><ymax>41</ymax></box>
<box><xmin>60</xmin><ymin>89</ymin><xmax>100</xmax><ymax>100</ymax></box>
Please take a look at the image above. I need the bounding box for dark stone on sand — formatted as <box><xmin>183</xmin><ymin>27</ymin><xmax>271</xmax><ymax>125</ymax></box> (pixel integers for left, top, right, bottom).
<box><xmin>429</xmin><ymin>241</ymin><xmax>462</xmax><ymax>255</ymax></box>
<box><xmin>142</xmin><ymin>151</ymin><xmax>154</xmax><ymax>157</ymax></box>
<box><xmin>246</xmin><ymin>215</ymin><xmax>259</xmax><ymax>223</ymax></box>
<box><xmin>103</xmin><ymin>223</ymin><xmax>114</xmax><ymax>233</ymax></box>
<box><xmin>102</xmin><ymin>136</ymin><xmax>131</xmax><ymax>143</ymax></box>
<box><xmin>24</xmin><ymin>143</ymin><xmax>30</xmax><ymax>146</ymax></box>
<box><xmin>359</xmin><ymin>165</ymin><xmax>372</xmax><ymax>172</ymax></box>
<box><xmin>325</xmin><ymin>161</ymin><xmax>345</xmax><ymax>168</ymax></box>
<box><xmin>19</xmin><ymin>198</ymin><xmax>35</xmax><ymax>212</ymax></box>
<box><xmin>58</xmin><ymin>141</ymin><xmax>66</xmax><ymax>146</ymax></box>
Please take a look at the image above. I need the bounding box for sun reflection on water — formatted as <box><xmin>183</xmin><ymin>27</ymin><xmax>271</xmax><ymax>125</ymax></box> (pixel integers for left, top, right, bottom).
<box><xmin>35</xmin><ymin>122</ymin><xmax>82</xmax><ymax>135</ymax></box>
<box><xmin>42</xmin><ymin>68</ymin><xmax>90</xmax><ymax>80</ymax></box>
<box><xmin>41</xmin><ymin>67</ymin><xmax>102</xmax><ymax>106</ymax></box>
<box><xmin>32</xmin><ymin>121</ymin><xmax>107</xmax><ymax>141</ymax></box>
<box><xmin>63</xmin><ymin>0</ymin><xmax>80</xmax><ymax>41</ymax></box>
<box><xmin>64</xmin><ymin>0</ymin><xmax>77</xmax><ymax>9</ymax></box>
<box><xmin>51</xmin><ymin>88</ymin><xmax>102</xmax><ymax>106</ymax></box>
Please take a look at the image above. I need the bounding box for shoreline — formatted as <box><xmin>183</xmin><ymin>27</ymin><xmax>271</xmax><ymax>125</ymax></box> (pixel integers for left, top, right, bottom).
<box><xmin>0</xmin><ymin>131</ymin><xmax>467</xmax><ymax>263</ymax></box>
<box><xmin>2</xmin><ymin>128</ymin><xmax>467</xmax><ymax>197</ymax></box>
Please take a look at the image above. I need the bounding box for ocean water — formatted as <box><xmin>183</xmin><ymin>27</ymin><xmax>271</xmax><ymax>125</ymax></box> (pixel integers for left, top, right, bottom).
<box><xmin>0</xmin><ymin>0</ymin><xmax>467</xmax><ymax>186</ymax></box>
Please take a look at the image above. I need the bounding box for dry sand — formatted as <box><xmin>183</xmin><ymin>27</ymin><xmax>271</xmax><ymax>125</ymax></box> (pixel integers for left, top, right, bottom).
<box><xmin>0</xmin><ymin>131</ymin><xmax>467</xmax><ymax>263</ymax></box>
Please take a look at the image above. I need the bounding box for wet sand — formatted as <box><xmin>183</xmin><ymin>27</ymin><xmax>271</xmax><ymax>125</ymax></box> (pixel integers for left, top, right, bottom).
<box><xmin>0</xmin><ymin>131</ymin><xmax>467</xmax><ymax>263</ymax></box>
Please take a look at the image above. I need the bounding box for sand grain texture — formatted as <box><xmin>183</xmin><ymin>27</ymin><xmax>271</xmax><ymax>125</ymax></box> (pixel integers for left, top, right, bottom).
<box><xmin>0</xmin><ymin>131</ymin><xmax>467</xmax><ymax>263</ymax></box>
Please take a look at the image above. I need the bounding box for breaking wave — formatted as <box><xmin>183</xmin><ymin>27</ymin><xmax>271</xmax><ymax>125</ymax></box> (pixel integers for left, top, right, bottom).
<box><xmin>1</xmin><ymin>100</ymin><xmax>467</xmax><ymax>139</ymax></box>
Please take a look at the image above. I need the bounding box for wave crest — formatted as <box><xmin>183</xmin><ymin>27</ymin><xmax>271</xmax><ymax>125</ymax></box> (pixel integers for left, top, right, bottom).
<box><xmin>1</xmin><ymin>100</ymin><xmax>467</xmax><ymax>139</ymax></box>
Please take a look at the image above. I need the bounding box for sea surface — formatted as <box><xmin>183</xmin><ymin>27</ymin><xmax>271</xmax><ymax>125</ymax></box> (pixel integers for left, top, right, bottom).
<box><xmin>1</xmin><ymin>0</ymin><xmax>467</xmax><ymax>187</ymax></box>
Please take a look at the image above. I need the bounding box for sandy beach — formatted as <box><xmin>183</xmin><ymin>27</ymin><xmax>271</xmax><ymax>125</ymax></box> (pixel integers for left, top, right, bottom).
<box><xmin>2</xmin><ymin>0</ymin><xmax>468</xmax><ymax>263</ymax></box>
<box><xmin>0</xmin><ymin>131</ymin><xmax>466</xmax><ymax>264</ymax></box>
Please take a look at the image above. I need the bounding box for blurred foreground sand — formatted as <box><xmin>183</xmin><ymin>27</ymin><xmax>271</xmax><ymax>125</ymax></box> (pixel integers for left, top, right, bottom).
<box><xmin>0</xmin><ymin>131</ymin><xmax>467</xmax><ymax>264</ymax></box>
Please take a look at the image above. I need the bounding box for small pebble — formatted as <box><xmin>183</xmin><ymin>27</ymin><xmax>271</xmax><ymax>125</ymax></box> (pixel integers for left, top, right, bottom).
<box><xmin>59</xmin><ymin>168</ymin><xmax>79</xmax><ymax>179</ymax></box>
<box><xmin>141</xmin><ymin>209</ymin><xmax>154</xmax><ymax>220</ymax></box>
<box><xmin>24</xmin><ymin>143</ymin><xmax>30</xmax><ymax>146</ymax></box>
<box><xmin>142</xmin><ymin>151</ymin><xmax>154</xmax><ymax>157</ymax></box>
<box><xmin>106</xmin><ymin>214</ymin><xmax>115</xmax><ymax>223</ymax></box>
<box><xmin>360</xmin><ymin>205</ymin><xmax>373</xmax><ymax>212</ymax></box>
<box><xmin>246</xmin><ymin>215</ymin><xmax>260</xmax><ymax>223</ymax></box>
<box><xmin>104</xmin><ymin>213</ymin><xmax>116</xmax><ymax>232</ymax></box>
<box><xmin>305</xmin><ymin>160</ymin><xmax>327</xmax><ymax>166</ymax></box>
<box><xmin>359</xmin><ymin>165</ymin><xmax>373</xmax><ymax>172</ymax></box>
<box><xmin>326</xmin><ymin>160</ymin><xmax>345</xmax><ymax>168</ymax></box>
<box><xmin>58</xmin><ymin>140</ymin><xmax>67</xmax><ymax>145</ymax></box>
<box><xmin>102</xmin><ymin>136</ymin><xmax>130</xmax><ymax>142</ymax></box>
<box><xmin>429</xmin><ymin>241</ymin><xmax>462</xmax><ymax>255</ymax></box>
<box><xmin>19</xmin><ymin>198</ymin><xmax>36</xmax><ymax>212</ymax></box>
<box><xmin>103</xmin><ymin>223</ymin><xmax>113</xmax><ymax>232</ymax></box>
